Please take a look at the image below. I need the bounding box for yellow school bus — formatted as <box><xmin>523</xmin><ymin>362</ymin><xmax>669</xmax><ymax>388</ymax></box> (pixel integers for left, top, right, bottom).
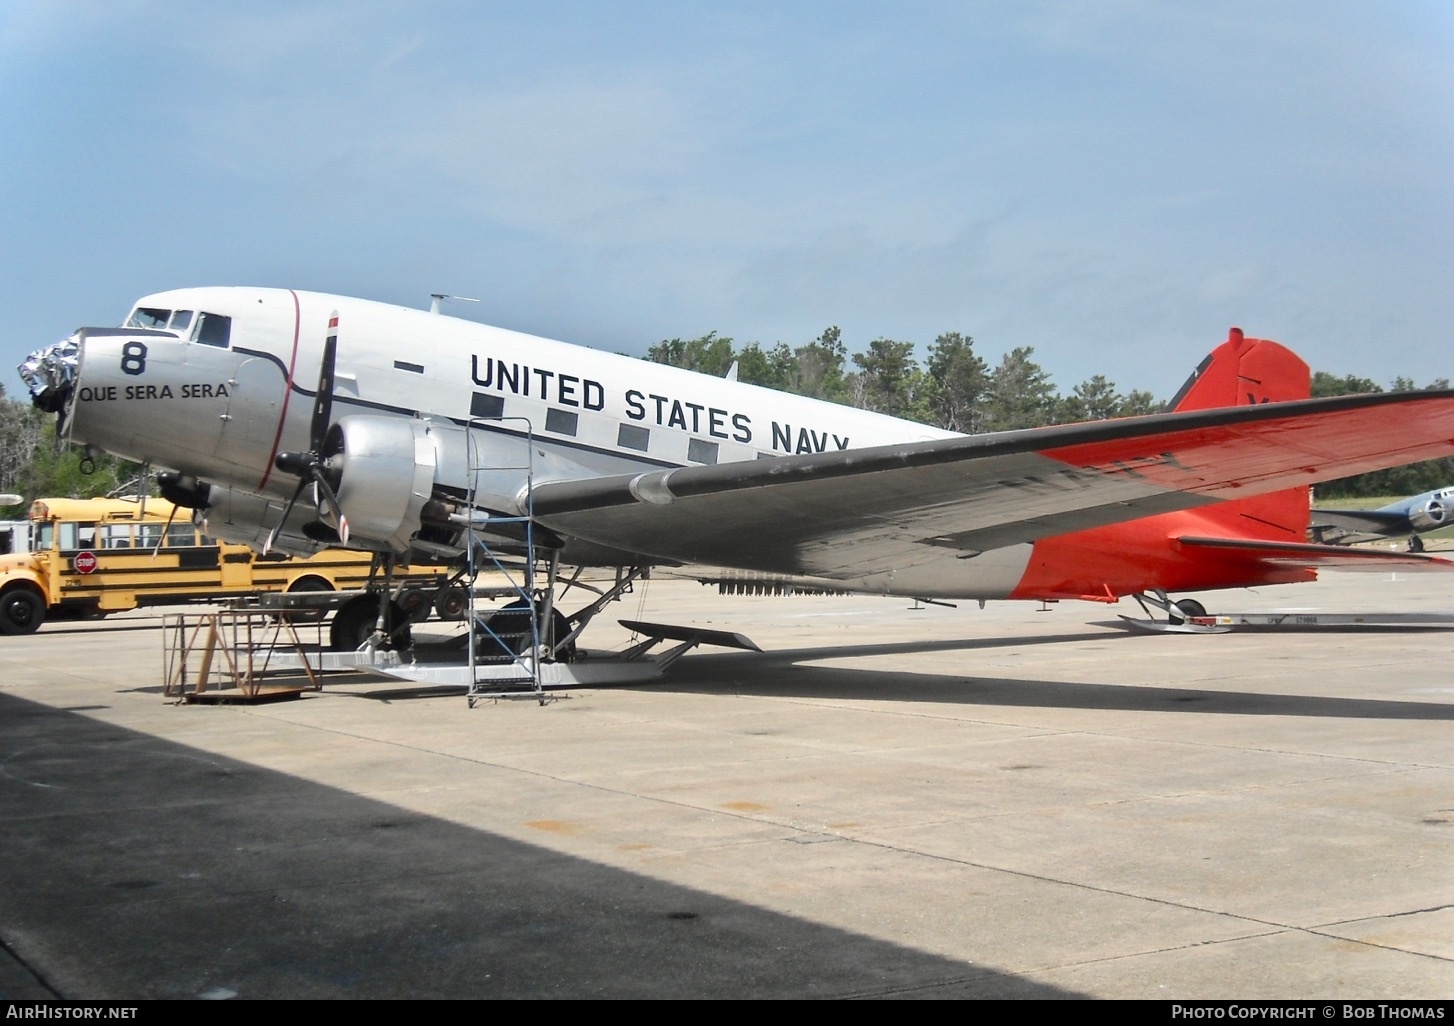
<box><xmin>0</xmin><ymin>496</ymin><xmax>439</xmax><ymax>635</ymax></box>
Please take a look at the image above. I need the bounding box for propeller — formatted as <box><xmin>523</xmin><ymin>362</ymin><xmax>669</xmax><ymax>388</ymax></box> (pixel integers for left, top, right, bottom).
<box><xmin>268</xmin><ymin>312</ymin><xmax>350</xmax><ymax>552</ymax></box>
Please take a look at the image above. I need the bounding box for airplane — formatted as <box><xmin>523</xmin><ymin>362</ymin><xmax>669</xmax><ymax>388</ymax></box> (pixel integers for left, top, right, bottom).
<box><xmin>16</xmin><ymin>287</ymin><xmax>1454</xmax><ymax>679</ymax></box>
<box><xmin>1309</xmin><ymin>486</ymin><xmax>1454</xmax><ymax>552</ymax></box>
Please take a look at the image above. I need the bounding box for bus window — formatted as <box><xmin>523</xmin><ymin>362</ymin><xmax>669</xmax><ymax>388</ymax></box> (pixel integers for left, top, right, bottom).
<box><xmin>135</xmin><ymin>524</ymin><xmax>164</xmax><ymax>551</ymax></box>
<box><xmin>165</xmin><ymin>523</ymin><xmax>200</xmax><ymax>547</ymax></box>
<box><xmin>53</xmin><ymin>522</ymin><xmax>97</xmax><ymax>551</ymax></box>
<box><xmin>100</xmin><ymin>524</ymin><xmax>134</xmax><ymax>549</ymax></box>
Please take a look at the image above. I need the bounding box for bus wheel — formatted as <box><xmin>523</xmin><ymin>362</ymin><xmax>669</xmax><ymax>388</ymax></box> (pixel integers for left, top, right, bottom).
<box><xmin>433</xmin><ymin>586</ymin><xmax>468</xmax><ymax>621</ymax></box>
<box><xmin>329</xmin><ymin>594</ymin><xmax>412</xmax><ymax>652</ymax></box>
<box><xmin>397</xmin><ymin>587</ymin><xmax>432</xmax><ymax>623</ymax></box>
<box><xmin>0</xmin><ymin>588</ymin><xmax>45</xmax><ymax>636</ymax></box>
<box><xmin>282</xmin><ymin>575</ymin><xmax>334</xmax><ymax>623</ymax></box>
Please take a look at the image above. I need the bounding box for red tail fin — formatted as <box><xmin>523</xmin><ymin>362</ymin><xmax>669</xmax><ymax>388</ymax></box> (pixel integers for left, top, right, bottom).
<box><xmin>1170</xmin><ymin>328</ymin><xmax>1311</xmax><ymax>540</ymax></box>
<box><xmin>1168</xmin><ymin>327</ymin><xmax>1310</xmax><ymax>411</ymax></box>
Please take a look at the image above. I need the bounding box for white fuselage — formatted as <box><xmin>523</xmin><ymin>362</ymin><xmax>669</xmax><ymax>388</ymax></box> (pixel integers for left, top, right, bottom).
<box><xmin>49</xmin><ymin>287</ymin><xmax>1045</xmax><ymax>598</ymax></box>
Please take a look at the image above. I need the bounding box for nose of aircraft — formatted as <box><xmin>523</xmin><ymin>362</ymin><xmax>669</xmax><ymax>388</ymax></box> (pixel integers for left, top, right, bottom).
<box><xmin>19</xmin><ymin>331</ymin><xmax>82</xmax><ymax>414</ymax></box>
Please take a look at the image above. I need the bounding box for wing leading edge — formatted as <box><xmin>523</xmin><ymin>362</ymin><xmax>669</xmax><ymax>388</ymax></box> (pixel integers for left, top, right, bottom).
<box><xmin>528</xmin><ymin>390</ymin><xmax>1454</xmax><ymax>581</ymax></box>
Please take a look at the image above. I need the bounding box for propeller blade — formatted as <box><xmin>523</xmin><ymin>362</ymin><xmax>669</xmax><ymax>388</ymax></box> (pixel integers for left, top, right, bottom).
<box><xmin>266</xmin><ymin>477</ymin><xmax>310</xmax><ymax>554</ymax></box>
<box><xmin>151</xmin><ymin>501</ymin><xmax>179</xmax><ymax>560</ymax></box>
<box><xmin>270</xmin><ymin>311</ymin><xmax>345</xmax><ymax>550</ymax></box>
<box><xmin>308</xmin><ymin>312</ymin><xmax>340</xmax><ymax>454</ymax></box>
<box><xmin>310</xmin><ymin>468</ymin><xmax>349</xmax><ymax>546</ymax></box>
<box><xmin>137</xmin><ymin>461</ymin><xmax>150</xmax><ymax>520</ymax></box>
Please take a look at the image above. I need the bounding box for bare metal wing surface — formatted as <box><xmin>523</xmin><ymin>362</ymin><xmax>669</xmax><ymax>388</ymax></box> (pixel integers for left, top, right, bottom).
<box><xmin>528</xmin><ymin>391</ymin><xmax>1454</xmax><ymax>579</ymax></box>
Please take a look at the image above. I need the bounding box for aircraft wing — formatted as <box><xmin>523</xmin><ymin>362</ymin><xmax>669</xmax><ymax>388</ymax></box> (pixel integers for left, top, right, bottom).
<box><xmin>1307</xmin><ymin>508</ymin><xmax>1408</xmax><ymax>545</ymax></box>
<box><xmin>529</xmin><ymin>390</ymin><xmax>1454</xmax><ymax>578</ymax></box>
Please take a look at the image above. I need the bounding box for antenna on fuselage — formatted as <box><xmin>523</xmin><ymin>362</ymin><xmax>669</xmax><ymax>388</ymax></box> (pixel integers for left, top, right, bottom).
<box><xmin>429</xmin><ymin>293</ymin><xmax>480</xmax><ymax>315</ymax></box>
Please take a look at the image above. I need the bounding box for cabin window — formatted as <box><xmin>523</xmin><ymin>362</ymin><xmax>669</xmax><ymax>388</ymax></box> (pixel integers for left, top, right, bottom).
<box><xmin>126</xmin><ymin>307</ymin><xmax>171</xmax><ymax>329</ymax></box>
<box><xmin>687</xmin><ymin>439</ymin><xmax>719</xmax><ymax>465</ymax></box>
<box><xmin>544</xmin><ymin>408</ymin><xmax>578</xmax><ymax>436</ymax></box>
<box><xmin>194</xmin><ymin>312</ymin><xmax>232</xmax><ymax>348</ymax></box>
<box><xmin>617</xmin><ymin>424</ymin><xmax>650</xmax><ymax>452</ymax></box>
<box><xmin>471</xmin><ymin>393</ymin><xmax>505</xmax><ymax>419</ymax></box>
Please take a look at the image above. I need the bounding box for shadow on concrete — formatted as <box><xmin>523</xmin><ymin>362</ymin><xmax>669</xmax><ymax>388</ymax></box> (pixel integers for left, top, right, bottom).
<box><xmin>31</xmin><ymin>621</ymin><xmax>163</xmax><ymax>637</ymax></box>
<box><xmin>0</xmin><ymin>692</ymin><xmax>1083</xmax><ymax>1000</ymax></box>
<box><xmin>642</xmin><ymin>645</ymin><xmax>1454</xmax><ymax>721</ymax></box>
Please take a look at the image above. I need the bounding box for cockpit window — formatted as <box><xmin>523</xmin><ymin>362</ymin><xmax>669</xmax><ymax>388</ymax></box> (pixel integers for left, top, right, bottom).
<box><xmin>169</xmin><ymin>310</ymin><xmax>193</xmax><ymax>332</ymax></box>
<box><xmin>125</xmin><ymin>307</ymin><xmax>171</xmax><ymax>329</ymax></box>
<box><xmin>194</xmin><ymin>312</ymin><xmax>232</xmax><ymax>348</ymax></box>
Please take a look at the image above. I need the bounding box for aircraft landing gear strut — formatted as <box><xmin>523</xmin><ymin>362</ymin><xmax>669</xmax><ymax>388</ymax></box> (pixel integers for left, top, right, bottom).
<box><xmin>327</xmin><ymin>553</ymin><xmax>413</xmax><ymax>652</ymax></box>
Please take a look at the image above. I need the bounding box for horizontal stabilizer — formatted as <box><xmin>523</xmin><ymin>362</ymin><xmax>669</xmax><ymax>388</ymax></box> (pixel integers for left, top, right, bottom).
<box><xmin>1177</xmin><ymin>536</ymin><xmax>1454</xmax><ymax>571</ymax></box>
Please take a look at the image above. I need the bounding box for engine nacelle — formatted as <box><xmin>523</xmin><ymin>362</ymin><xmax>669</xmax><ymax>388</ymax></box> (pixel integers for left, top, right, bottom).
<box><xmin>1408</xmin><ymin>498</ymin><xmax>1449</xmax><ymax>533</ymax></box>
<box><xmin>322</xmin><ymin>416</ymin><xmax>439</xmax><ymax>554</ymax></box>
<box><xmin>200</xmin><ymin>485</ymin><xmax>329</xmax><ymax>557</ymax></box>
<box><xmin>156</xmin><ymin>471</ymin><xmax>212</xmax><ymax>511</ymax></box>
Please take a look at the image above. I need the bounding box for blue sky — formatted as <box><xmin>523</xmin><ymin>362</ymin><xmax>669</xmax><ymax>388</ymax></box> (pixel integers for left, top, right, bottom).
<box><xmin>3</xmin><ymin>1</ymin><xmax>1452</xmax><ymax>402</ymax></box>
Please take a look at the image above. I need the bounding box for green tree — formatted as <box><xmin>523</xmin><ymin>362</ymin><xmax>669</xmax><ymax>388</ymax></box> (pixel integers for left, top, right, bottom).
<box><xmin>0</xmin><ymin>384</ymin><xmax>138</xmax><ymax>505</ymax></box>
<box><xmin>1311</xmin><ymin>372</ymin><xmax>1382</xmax><ymax>398</ymax></box>
<box><xmin>1055</xmin><ymin>374</ymin><xmax>1121</xmax><ymax>422</ymax></box>
<box><xmin>1116</xmin><ymin>390</ymin><xmax>1163</xmax><ymax>417</ymax></box>
<box><xmin>785</xmin><ymin>326</ymin><xmax>849</xmax><ymax>402</ymax></box>
<box><xmin>734</xmin><ymin>341</ymin><xmax>797</xmax><ymax>390</ymax></box>
<box><xmin>984</xmin><ymin>347</ymin><xmax>1057</xmax><ymax>431</ymax></box>
<box><xmin>847</xmin><ymin>337</ymin><xmax>927</xmax><ymax>419</ymax></box>
<box><xmin>0</xmin><ymin>387</ymin><xmax>44</xmax><ymax>503</ymax></box>
<box><xmin>646</xmin><ymin>332</ymin><xmax>736</xmax><ymax>376</ymax></box>
<box><xmin>923</xmin><ymin>332</ymin><xmax>988</xmax><ymax>433</ymax></box>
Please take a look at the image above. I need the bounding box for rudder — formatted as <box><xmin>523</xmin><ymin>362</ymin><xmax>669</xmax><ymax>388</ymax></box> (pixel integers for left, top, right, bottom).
<box><xmin>1167</xmin><ymin>327</ymin><xmax>1310</xmax><ymax>412</ymax></box>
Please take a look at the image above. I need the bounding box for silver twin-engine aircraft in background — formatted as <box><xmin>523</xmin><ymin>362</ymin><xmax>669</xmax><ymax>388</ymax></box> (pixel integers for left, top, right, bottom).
<box><xmin>1310</xmin><ymin>486</ymin><xmax>1454</xmax><ymax>552</ymax></box>
<box><xmin>17</xmin><ymin>287</ymin><xmax>1454</xmax><ymax>679</ymax></box>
